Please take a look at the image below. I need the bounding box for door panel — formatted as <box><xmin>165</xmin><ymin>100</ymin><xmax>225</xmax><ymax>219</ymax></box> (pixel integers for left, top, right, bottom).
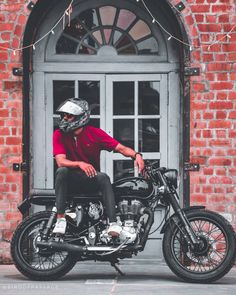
<box><xmin>105</xmin><ymin>74</ymin><xmax>167</xmax><ymax>182</ymax></box>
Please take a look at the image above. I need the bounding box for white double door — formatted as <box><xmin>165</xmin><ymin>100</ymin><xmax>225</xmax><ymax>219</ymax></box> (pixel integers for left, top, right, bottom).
<box><xmin>33</xmin><ymin>73</ymin><xmax>179</xmax><ymax>189</ymax></box>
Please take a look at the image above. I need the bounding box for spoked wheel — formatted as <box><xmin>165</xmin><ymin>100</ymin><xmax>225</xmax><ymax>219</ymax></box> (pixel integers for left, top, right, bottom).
<box><xmin>11</xmin><ymin>211</ymin><xmax>77</xmax><ymax>280</ymax></box>
<box><xmin>163</xmin><ymin>210</ymin><xmax>236</xmax><ymax>283</ymax></box>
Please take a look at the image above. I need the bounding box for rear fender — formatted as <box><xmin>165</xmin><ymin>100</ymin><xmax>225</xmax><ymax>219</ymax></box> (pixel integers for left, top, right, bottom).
<box><xmin>160</xmin><ymin>205</ymin><xmax>205</xmax><ymax>234</ymax></box>
<box><xmin>18</xmin><ymin>195</ymin><xmax>56</xmax><ymax>215</ymax></box>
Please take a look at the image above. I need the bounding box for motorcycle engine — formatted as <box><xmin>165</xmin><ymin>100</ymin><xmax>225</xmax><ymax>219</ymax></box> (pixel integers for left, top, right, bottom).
<box><xmin>118</xmin><ymin>199</ymin><xmax>143</xmax><ymax>244</ymax></box>
<box><xmin>100</xmin><ymin>199</ymin><xmax>143</xmax><ymax>245</ymax></box>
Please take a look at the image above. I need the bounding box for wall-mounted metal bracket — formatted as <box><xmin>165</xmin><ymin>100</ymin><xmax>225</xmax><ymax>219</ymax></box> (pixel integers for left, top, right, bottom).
<box><xmin>27</xmin><ymin>1</ymin><xmax>35</xmax><ymax>10</ymax></box>
<box><xmin>184</xmin><ymin>162</ymin><xmax>200</xmax><ymax>172</ymax></box>
<box><xmin>12</xmin><ymin>68</ymin><xmax>23</xmax><ymax>76</ymax></box>
<box><xmin>184</xmin><ymin>67</ymin><xmax>200</xmax><ymax>76</ymax></box>
<box><xmin>175</xmin><ymin>2</ymin><xmax>186</xmax><ymax>12</ymax></box>
<box><xmin>13</xmin><ymin>162</ymin><xmax>28</xmax><ymax>172</ymax></box>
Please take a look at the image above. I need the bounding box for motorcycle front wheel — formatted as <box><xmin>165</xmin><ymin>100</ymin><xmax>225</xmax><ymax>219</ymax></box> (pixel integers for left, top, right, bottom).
<box><xmin>163</xmin><ymin>210</ymin><xmax>236</xmax><ymax>283</ymax></box>
<box><xmin>11</xmin><ymin>211</ymin><xmax>77</xmax><ymax>280</ymax></box>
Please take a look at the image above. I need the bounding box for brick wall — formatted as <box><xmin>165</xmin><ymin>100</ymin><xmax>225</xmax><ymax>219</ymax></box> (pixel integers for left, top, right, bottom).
<box><xmin>0</xmin><ymin>0</ymin><xmax>235</xmax><ymax>263</ymax></box>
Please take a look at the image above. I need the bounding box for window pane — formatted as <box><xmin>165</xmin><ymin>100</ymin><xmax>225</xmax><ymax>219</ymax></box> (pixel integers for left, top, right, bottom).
<box><xmin>99</xmin><ymin>6</ymin><xmax>116</xmax><ymax>26</ymax></box>
<box><xmin>113</xmin><ymin>82</ymin><xmax>134</xmax><ymax>115</ymax></box>
<box><xmin>129</xmin><ymin>20</ymin><xmax>151</xmax><ymax>41</ymax></box>
<box><xmin>114</xmin><ymin>119</ymin><xmax>134</xmax><ymax>149</ymax></box>
<box><xmin>53</xmin><ymin>81</ymin><xmax>75</xmax><ymax>113</ymax></box>
<box><xmin>104</xmin><ymin>29</ymin><xmax>112</xmax><ymax>44</ymax></box>
<box><xmin>138</xmin><ymin>81</ymin><xmax>160</xmax><ymax>115</ymax></box>
<box><xmin>117</xmin><ymin>9</ymin><xmax>136</xmax><ymax>30</ymax></box>
<box><xmin>78</xmin><ymin>81</ymin><xmax>100</xmax><ymax>115</ymax></box>
<box><xmin>56</xmin><ymin>36</ymin><xmax>78</xmax><ymax>54</ymax></box>
<box><xmin>139</xmin><ymin>119</ymin><xmax>159</xmax><ymax>152</ymax></box>
<box><xmin>114</xmin><ymin>160</ymin><xmax>134</xmax><ymax>181</ymax></box>
<box><xmin>80</xmin><ymin>9</ymin><xmax>99</xmax><ymax>30</ymax></box>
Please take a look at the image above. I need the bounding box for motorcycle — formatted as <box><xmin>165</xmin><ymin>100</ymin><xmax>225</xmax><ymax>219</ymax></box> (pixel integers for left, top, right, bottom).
<box><xmin>11</xmin><ymin>162</ymin><xmax>236</xmax><ymax>283</ymax></box>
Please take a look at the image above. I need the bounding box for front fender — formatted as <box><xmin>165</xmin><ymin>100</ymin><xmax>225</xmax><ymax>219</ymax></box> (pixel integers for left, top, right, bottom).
<box><xmin>160</xmin><ymin>205</ymin><xmax>205</xmax><ymax>234</ymax></box>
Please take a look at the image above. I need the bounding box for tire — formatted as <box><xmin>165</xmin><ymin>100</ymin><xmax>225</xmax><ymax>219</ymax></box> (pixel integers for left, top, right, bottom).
<box><xmin>11</xmin><ymin>211</ymin><xmax>77</xmax><ymax>280</ymax></box>
<box><xmin>162</xmin><ymin>210</ymin><xmax>236</xmax><ymax>283</ymax></box>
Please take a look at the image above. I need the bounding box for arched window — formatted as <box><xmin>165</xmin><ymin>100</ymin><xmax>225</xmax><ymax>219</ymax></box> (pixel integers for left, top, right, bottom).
<box><xmin>56</xmin><ymin>6</ymin><xmax>159</xmax><ymax>56</ymax></box>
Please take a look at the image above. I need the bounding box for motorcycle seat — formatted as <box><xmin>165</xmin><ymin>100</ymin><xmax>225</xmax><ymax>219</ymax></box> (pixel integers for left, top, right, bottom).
<box><xmin>28</xmin><ymin>189</ymin><xmax>103</xmax><ymax>206</ymax></box>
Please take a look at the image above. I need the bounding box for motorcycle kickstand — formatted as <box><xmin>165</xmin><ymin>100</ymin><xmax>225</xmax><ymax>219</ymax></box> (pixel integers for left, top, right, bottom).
<box><xmin>110</xmin><ymin>262</ymin><xmax>125</xmax><ymax>276</ymax></box>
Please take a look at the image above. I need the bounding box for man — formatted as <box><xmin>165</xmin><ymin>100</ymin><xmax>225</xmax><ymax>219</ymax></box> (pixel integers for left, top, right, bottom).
<box><xmin>53</xmin><ymin>98</ymin><xmax>144</xmax><ymax>237</ymax></box>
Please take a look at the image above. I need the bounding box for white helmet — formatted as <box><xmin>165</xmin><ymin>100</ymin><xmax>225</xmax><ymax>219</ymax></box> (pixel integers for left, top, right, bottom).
<box><xmin>56</xmin><ymin>98</ymin><xmax>90</xmax><ymax>133</ymax></box>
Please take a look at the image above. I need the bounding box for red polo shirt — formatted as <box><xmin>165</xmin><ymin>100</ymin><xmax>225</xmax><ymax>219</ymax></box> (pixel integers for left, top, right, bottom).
<box><xmin>53</xmin><ymin>125</ymin><xmax>119</xmax><ymax>171</ymax></box>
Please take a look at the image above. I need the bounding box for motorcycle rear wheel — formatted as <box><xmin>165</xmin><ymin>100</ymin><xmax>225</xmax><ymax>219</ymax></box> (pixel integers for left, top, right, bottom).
<box><xmin>163</xmin><ymin>210</ymin><xmax>236</xmax><ymax>283</ymax></box>
<box><xmin>11</xmin><ymin>211</ymin><xmax>77</xmax><ymax>280</ymax></box>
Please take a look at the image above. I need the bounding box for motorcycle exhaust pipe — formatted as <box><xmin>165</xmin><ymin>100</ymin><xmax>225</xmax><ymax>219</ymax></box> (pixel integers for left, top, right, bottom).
<box><xmin>36</xmin><ymin>241</ymin><xmax>124</xmax><ymax>254</ymax></box>
<box><xmin>36</xmin><ymin>241</ymin><xmax>87</xmax><ymax>253</ymax></box>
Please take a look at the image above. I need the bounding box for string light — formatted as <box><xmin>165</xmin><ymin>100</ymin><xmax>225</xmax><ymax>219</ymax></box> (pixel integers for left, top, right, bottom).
<box><xmin>140</xmin><ymin>0</ymin><xmax>236</xmax><ymax>51</ymax></box>
<box><xmin>0</xmin><ymin>0</ymin><xmax>74</xmax><ymax>53</ymax></box>
<box><xmin>0</xmin><ymin>0</ymin><xmax>235</xmax><ymax>54</ymax></box>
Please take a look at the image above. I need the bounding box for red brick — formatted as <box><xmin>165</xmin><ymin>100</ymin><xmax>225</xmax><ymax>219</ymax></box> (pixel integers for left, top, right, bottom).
<box><xmin>215</xmin><ymin>54</ymin><xmax>227</xmax><ymax>62</ymax></box>
<box><xmin>202</xmin><ymin>186</ymin><xmax>213</xmax><ymax>193</ymax></box>
<box><xmin>228</xmin><ymin>53</ymin><xmax>236</xmax><ymax>61</ymax></box>
<box><xmin>202</xmin><ymin>53</ymin><xmax>213</xmax><ymax>61</ymax></box>
<box><xmin>222</xmin><ymin>44</ymin><xmax>236</xmax><ymax>52</ymax></box>
<box><xmin>191</xmin><ymin>5</ymin><xmax>210</xmax><ymax>13</ymax></box>
<box><xmin>202</xmin><ymin>130</ymin><xmax>212</xmax><ymax>138</ymax></box>
<box><xmin>209</xmin><ymin>176</ymin><xmax>232</xmax><ymax>184</ymax></box>
<box><xmin>203</xmin><ymin>167</ymin><xmax>213</xmax><ymax>175</ymax></box>
<box><xmin>212</xmin><ymin>5</ymin><xmax>234</xmax><ymax>13</ymax></box>
<box><xmin>229</xmin><ymin>130</ymin><xmax>236</xmax><ymax>138</ymax></box>
<box><xmin>6</xmin><ymin>137</ymin><xmax>21</xmax><ymax>145</ymax></box>
<box><xmin>216</xmin><ymin>130</ymin><xmax>226</xmax><ymax>138</ymax></box>
<box><xmin>198</xmin><ymin>23</ymin><xmax>222</xmax><ymax>32</ymax></box>
<box><xmin>228</xmin><ymin>111</ymin><xmax>236</xmax><ymax>119</ymax></box>
<box><xmin>0</xmin><ymin>222</ymin><xmax>11</xmax><ymax>230</ymax></box>
<box><xmin>218</xmin><ymin>14</ymin><xmax>229</xmax><ymax>22</ymax></box>
<box><xmin>5</xmin><ymin>212</ymin><xmax>21</xmax><ymax>221</ymax></box>
<box><xmin>0</xmin><ymin>23</ymin><xmax>14</xmax><ymax>31</ymax></box>
<box><xmin>228</xmin><ymin>92</ymin><xmax>236</xmax><ymax>100</ymax></box>
<box><xmin>208</xmin><ymin>158</ymin><xmax>231</xmax><ymax>166</ymax></box>
<box><xmin>203</xmin><ymin>112</ymin><xmax>214</xmax><ymax>119</ymax></box>
<box><xmin>0</xmin><ymin>51</ymin><xmax>9</xmax><ymax>61</ymax></box>
<box><xmin>216</xmin><ymin>168</ymin><xmax>226</xmax><ymax>175</ymax></box>
<box><xmin>209</xmin><ymin>101</ymin><xmax>233</xmax><ymax>109</ymax></box>
<box><xmin>207</xmin><ymin>63</ymin><xmax>231</xmax><ymax>71</ymax></box>
<box><xmin>216</xmin><ymin>92</ymin><xmax>227</xmax><ymax>100</ymax></box>
<box><xmin>192</xmin><ymin>82</ymin><xmax>207</xmax><ymax>92</ymax></box>
<box><xmin>208</xmin><ymin>120</ymin><xmax>231</xmax><ymax>128</ymax></box>
<box><xmin>210</xmin><ymin>82</ymin><xmax>233</xmax><ymax>90</ymax></box>
<box><xmin>191</xmin><ymin>194</ymin><xmax>207</xmax><ymax>203</ymax></box>
<box><xmin>216</xmin><ymin>111</ymin><xmax>227</xmax><ymax>119</ymax></box>
<box><xmin>210</xmin><ymin>139</ymin><xmax>231</xmax><ymax>146</ymax></box>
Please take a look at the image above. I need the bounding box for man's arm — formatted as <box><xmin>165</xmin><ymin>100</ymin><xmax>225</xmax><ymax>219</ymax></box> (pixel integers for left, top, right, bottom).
<box><xmin>114</xmin><ymin>143</ymin><xmax>145</xmax><ymax>173</ymax></box>
<box><xmin>55</xmin><ymin>154</ymin><xmax>97</xmax><ymax>177</ymax></box>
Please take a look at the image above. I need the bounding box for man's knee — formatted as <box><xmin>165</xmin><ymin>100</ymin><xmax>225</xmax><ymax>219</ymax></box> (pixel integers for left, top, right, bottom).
<box><xmin>55</xmin><ymin>167</ymin><xmax>69</xmax><ymax>180</ymax></box>
<box><xmin>96</xmin><ymin>172</ymin><xmax>111</xmax><ymax>184</ymax></box>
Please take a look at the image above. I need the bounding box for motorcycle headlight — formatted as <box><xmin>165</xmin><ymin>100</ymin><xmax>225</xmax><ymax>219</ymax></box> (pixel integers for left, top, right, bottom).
<box><xmin>163</xmin><ymin>169</ymin><xmax>178</xmax><ymax>189</ymax></box>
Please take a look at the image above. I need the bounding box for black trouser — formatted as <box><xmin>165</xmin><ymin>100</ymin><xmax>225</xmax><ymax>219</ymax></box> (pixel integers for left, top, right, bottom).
<box><xmin>55</xmin><ymin>167</ymin><xmax>116</xmax><ymax>222</ymax></box>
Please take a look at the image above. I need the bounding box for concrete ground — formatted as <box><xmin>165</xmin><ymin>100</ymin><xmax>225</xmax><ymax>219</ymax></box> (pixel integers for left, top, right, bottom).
<box><xmin>0</xmin><ymin>260</ymin><xmax>236</xmax><ymax>295</ymax></box>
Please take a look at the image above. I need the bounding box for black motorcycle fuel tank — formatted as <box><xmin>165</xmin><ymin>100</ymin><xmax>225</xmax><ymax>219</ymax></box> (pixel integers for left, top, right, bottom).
<box><xmin>112</xmin><ymin>177</ymin><xmax>154</xmax><ymax>200</ymax></box>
